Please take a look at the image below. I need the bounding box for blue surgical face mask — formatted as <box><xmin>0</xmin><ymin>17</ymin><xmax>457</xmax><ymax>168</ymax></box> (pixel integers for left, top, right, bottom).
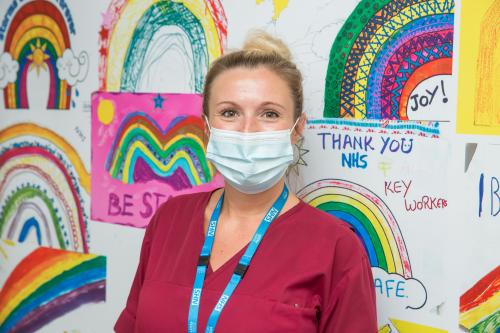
<box><xmin>205</xmin><ymin>117</ymin><xmax>299</xmax><ymax>194</ymax></box>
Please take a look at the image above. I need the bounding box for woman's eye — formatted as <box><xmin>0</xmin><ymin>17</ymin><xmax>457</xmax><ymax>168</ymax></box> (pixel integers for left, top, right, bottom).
<box><xmin>264</xmin><ymin>111</ymin><xmax>279</xmax><ymax>119</ymax></box>
<box><xmin>221</xmin><ymin>109</ymin><xmax>237</xmax><ymax>118</ymax></box>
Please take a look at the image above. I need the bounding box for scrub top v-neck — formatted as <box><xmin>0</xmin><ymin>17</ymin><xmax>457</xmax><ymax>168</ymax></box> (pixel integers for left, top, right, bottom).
<box><xmin>115</xmin><ymin>190</ymin><xmax>377</xmax><ymax>333</ymax></box>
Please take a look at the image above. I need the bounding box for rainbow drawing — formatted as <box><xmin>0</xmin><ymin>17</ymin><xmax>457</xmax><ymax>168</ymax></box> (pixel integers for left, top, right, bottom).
<box><xmin>98</xmin><ymin>0</ymin><xmax>227</xmax><ymax>93</ymax></box>
<box><xmin>324</xmin><ymin>0</ymin><xmax>454</xmax><ymax>119</ymax></box>
<box><xmin>460</xmin><ymin>266</ymin><xmax>500</xmax><ymax>333</ymax></box>
<box><xmin>91</xmin><ymin>92</ymin><xmax>224</xmax><ymax>227</ymax></box>
<box><xmin>0</xmin><ymin>246</ymin><xmax>106</xmax><ymax>333</ymax></box>
<box><xmin>106</xmin><ymin>112</ymin><xmax>215</xmax><ymax>188</ymax></box>
<box><xmin>297</xmin><ymin>179</ymin><xmax>411</xmax><ymax>278</ymax></box>
<box><xmin>2</xmin><ymin>0</ymin><xmax>73</xmax><ymax>109</ymax></box>
<box><xmin>0</xmin><ymin>123</ymin><xmax>90</xmax><ymax>253</ymax></box>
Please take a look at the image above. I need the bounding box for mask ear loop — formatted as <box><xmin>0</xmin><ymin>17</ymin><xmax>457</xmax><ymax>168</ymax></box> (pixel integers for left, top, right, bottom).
<box><xmin>203</xmin><ymin>115</ymin><xmax>212</xmax><ymax>132</ymax></box>
<box><xmin>289</xmin><ymin>116</ymin><xmax>301</xmax><ymax>135</ymax></box>
<box><xmin>202</xmin><ymin>115</ymin><xmax>213</xmax><ymax>150</ymax></box>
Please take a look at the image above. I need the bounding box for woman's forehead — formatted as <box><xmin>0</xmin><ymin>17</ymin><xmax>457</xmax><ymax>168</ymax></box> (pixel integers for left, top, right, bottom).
<box><xmin>209</xmin><ymin>67</ymin><xmax>294</xmax><ymax>106</ymax></box>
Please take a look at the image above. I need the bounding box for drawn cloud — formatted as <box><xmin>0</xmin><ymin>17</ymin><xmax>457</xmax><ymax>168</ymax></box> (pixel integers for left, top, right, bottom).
<box><xmin>372</xmin><ymin>267</ymin><xmax>428</xmax><ymax>310</ymax></box>
<box><xmin>0</xmin><ymin>52</ymin><xmax>19</xmax><ymax>88</ymax></box>
<box><xmin>56</xmin><ymin>49</ymin><xmax>89</xmax><ymax>86</ymax></box>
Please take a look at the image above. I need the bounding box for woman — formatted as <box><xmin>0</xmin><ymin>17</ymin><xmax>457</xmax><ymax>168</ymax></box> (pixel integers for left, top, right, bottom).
<box><xmin>115</xmin><ymin>31</ymin><xmax>377</xmax><ymax>332</ymax></box>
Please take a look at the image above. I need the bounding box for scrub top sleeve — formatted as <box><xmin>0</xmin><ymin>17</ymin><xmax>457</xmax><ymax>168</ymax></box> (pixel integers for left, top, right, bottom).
<box><xmin>319</xmin><ymin>237</ymin><xmax>378</xmax><ymax>333</ymax></box>
<box><xmin>114</xmin><ymin>204</ymin><xmax>164</xmax><ymax>333</ymax></box>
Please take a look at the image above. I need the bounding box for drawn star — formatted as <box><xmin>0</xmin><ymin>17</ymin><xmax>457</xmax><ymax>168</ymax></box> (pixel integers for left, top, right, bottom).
<box><xmin>153</xmin><ymin>94</ymin><xmax>165</xmax><ymax>109</ymax></box>
<box><xmin>99</xmin><ymin>46</ymin><xmax>107</xmax><ymax>57</ymax></box>
<box><xmin>287</xmin><ymin>136</ymin><xmax>309</xmax><ymax>177</ymax></box>
<box><xmin>27</xmin><ymin>39</ymin><xmax>50</xmax><ymax>76</ymax></box>
<box><xmin>99</xmin><ymin>26</ymin><xmax>109</xmax><ymax>40</ymax></box>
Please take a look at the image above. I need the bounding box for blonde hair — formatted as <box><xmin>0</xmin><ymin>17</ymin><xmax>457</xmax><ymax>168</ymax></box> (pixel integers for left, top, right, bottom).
<box><xmin>202</xmin><ymin>30</ymin><xmax>303</xmax><ymax>120</ymax></box>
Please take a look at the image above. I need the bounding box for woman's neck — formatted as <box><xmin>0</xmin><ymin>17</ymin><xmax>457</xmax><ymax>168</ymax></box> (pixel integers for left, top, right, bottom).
<box><xmin>221</xmin><ymin>178</ymin><xmax>287</xmax><ymax>221</ymax></box>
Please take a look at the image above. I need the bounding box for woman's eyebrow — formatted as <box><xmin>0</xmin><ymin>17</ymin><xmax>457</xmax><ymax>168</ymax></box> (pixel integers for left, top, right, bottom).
<box><xmin>260</xmin><ymin>101</ymin><xmax>286</xmax><ymax>111</ymax></box>
<box><xmin>214</xmin><ymin>101</ymin><xmax>286</xmax><ymax>111</ymax></box>
<box><xmin>216</xmin><ymin>101</ymin><xmax>240</xmax><ymax>107</ymax></box>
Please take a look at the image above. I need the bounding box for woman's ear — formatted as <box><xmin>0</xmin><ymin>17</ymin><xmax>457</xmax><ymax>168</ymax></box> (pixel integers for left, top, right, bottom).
<box><xmin>292</xmin><ymin>114</ymin><xmax>306</xmax><ymax>145</ymax></box>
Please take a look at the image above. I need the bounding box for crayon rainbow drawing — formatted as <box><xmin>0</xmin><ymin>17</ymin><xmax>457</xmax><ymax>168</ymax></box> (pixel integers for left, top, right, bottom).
<box><xmin>324</xmin><ymin>0</ymin><xmax>454</xmax><ymax>119</ymax></box>
<box><xmin>460</xmin><ymin>266</ymin><xmax>499</xmax><ymax>333</ymax></box>
<box><xmin>298</xmin><ymin>179</ymin><xmax>411</xmax><ymax>278</ymax></box>
<box><xmin>1</xmin><ymin>0</ymin><xmax>88</xmax><ymax>109</ymax></box>
<box><xmin>105</xmin><ymin>112</ymin><xmax>214</xmax><ymax>188</ymax></box>
<box><xmin>0</xmin><ymin>247</ymin><xmax>106</xmax><ymax>333</ymax></box>
<box><xmin>91</xmin><ymin>92</ymin><xmax>224</xmax><ymax>227</ymax></box>
<box><xmin>0</xmin><ymin>124</ymin><xmax>89</xmax><ymax>252</ymax></box>
<box><xmin>98</xmin><ymin>0</ymin><xmax>227</xmax><ymax>93</ymax></box>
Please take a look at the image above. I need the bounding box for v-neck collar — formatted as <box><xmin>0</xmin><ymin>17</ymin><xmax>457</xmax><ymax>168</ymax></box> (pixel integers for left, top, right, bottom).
<box><xmin>206</xmin><ymin>242</ymin><xmax>248</xmax><ymax>283</ymax></box>
<box><xmin>196</xmin><ymin>188</ymin><xmax>306</xmax><ymax>285</ymax></box>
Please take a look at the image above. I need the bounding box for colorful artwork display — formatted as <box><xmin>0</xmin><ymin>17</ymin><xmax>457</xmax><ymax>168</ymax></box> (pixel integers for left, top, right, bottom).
<box><xmin>98</xmin><ymin>0</ymin><xmax>227</xmax><ymax>93</ymax></box>
<box><xmin>0</xmin><ymin>0</ymin><xmax>498</xmax><ymax>331</ymax></box>
<box><xmin>0</xmin><ymin>244</ymin><xmax>106</xmax><ymax>333</ymax></box>
<box><xmin>0</xmin><ymin>0</ymin><xmax>88</xmax><ymax>110</ymax></box>
<box><xmin>323</xmin><ymin>0</ymin><xmax>454</xmax><ymax>120</ymax></box>
<box><xmin>456</xmin><ymin>0</ymin><xmax>499</xmax><ymax>135</ymax></box>
<box><xmin>0</xmin><ymin>123</ymin><xmax>90</xmax><ymax>253</ymax></box>
<box><xmin>91</xmin><ymin>92</ymin><xmax>224</xmax><ymax>227</ymax></box>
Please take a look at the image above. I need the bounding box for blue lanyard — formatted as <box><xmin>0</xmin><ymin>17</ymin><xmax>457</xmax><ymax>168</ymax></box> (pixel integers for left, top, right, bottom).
<box><xmin>188</xmin><ymin>185</ymin><xmax>289</xmax><ymax>333</ymax></box>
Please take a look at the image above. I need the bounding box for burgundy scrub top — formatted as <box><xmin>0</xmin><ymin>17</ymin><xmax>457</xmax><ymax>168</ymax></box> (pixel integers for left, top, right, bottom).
<box><xmin>114</xmin><ymin>190</ymin><xmax>377</xmax><ymax>333</ymax></box>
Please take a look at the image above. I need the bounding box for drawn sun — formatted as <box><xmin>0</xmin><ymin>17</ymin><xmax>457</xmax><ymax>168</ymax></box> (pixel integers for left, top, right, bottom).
<box><xmin>27</xmin><ymin>39</ymin><xmax>50</xmax><ymax>75</ymax></box>
<box><xmin>0</xmin><ymin>239</ymin><xmax>15</xmax><ymax>269</ymax></box>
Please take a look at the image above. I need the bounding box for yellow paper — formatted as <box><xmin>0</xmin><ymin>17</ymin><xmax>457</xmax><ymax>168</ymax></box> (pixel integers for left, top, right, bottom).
<box><xmin>456</xmin><ymin>0</ymin><xmax>500</xmax><ymax>135</ymax></box>
<box><xmin>390</xmin><ymin>318</ymin><xmax>447</xmax><ymax>333</ymax></box>
<box><xmin>378</xmin><ymin>324</ymin><xmax>392</xmax><ymax>333</ymax></box>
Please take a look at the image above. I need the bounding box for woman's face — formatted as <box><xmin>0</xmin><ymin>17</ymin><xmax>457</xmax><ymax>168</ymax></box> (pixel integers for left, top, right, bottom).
<box><xmin>207</xmin><ymin>66</ymin><xmax>303</xmax><ymax>142</ymax></box>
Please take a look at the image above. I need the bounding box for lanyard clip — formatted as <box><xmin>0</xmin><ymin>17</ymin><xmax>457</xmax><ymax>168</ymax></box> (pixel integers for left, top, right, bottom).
<box><xmin>198</xmin><ymin>255</ymin><xmax>210</xmax><ymax>266</ymax></box>
<box><xmin>234</xmin><ymin>263</ymin><xmax>249</xmax><ymax>278</ymax></box>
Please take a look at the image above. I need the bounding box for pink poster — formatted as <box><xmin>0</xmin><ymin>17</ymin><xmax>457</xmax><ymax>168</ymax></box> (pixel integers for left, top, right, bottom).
<box><xmin>91</xmin><ymin>92</ymin><xmax>224</xmax><ymax>227</ymax></box>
